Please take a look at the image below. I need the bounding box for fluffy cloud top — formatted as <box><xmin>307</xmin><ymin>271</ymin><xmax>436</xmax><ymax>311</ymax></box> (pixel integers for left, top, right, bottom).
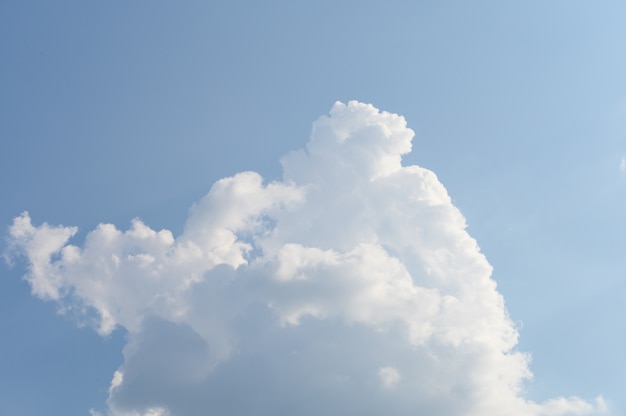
<box><xmin>7</xmin><ymin>101</ymin><xmax>606</xmax><ymax>415</ymax></box>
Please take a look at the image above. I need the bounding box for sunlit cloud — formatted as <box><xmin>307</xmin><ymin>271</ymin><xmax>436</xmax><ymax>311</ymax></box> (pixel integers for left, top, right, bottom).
<box><xmin>7</xmin><ymin>101</ymin><xmax>606</xmax><ymax>416</ymax></box>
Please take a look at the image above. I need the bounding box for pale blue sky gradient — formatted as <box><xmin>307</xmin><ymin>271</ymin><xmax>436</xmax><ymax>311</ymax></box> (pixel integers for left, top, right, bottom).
<box><xmin>2</xmin><ymin>1</ymin><xmax>626</xmax><ymax>414</ymax></box>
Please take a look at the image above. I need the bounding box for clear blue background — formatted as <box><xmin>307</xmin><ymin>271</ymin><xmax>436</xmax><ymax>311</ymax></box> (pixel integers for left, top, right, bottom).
<box><xmin>1</xmin><ymin>1</ymin><xmax>625</xmax><ymax>414</ymax></box>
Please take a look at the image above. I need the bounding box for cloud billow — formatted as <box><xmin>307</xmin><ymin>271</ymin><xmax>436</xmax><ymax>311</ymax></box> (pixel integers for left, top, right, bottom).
<box><xmin>7</xmin><ymin>101</ymin><xmax>606</xmax><ymax>416</ymax></box>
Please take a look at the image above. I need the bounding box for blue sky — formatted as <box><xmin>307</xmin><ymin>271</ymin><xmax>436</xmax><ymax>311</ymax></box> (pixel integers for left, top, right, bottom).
<box><xmin>1</xmin><ymin>1</ymin><xmax>625</xmax><ymax>415</ymax></box>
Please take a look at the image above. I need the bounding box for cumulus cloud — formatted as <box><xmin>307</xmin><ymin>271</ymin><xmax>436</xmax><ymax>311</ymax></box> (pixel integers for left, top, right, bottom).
<box><xmin>7</xmin><ymin>101</ymin><xmax>606</xmax><ymax>415</ymax></box>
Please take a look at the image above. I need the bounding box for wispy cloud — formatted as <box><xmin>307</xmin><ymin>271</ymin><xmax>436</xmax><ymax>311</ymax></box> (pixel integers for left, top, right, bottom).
<box><xmin>6</xmin><ymin>101</ymin><xmax>606</xmax><ymax>416</ymax></box>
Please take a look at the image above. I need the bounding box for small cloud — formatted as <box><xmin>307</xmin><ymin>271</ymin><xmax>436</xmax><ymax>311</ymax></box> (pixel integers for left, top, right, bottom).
<box><xmin>379</xmin><ymin>366</ymin><xmax>401</xmax><ymax>389</ymax></box>
<box><xmin>620</xmin><ymin>156</ymin><xmax>626</xmax><ymax>172</ymax></box>
<box><xmin>108</xmin><ymin>370</ymin><xmax>124</xmax><ymax>396</ymax></box>
<box><xmin>143</xmin><ymin>408</ymin><xmax>170</xmax><ymax>416</ymax></box>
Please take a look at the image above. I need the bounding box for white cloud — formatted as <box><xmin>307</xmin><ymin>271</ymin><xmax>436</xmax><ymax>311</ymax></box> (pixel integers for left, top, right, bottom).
<box><xmin>379</xmin><ymin>366</ymin><xmax>401</xmax><ymax>389</ymax></box>
<box><xmin>620</xmin><ymin>156</ymin><xmax>626</xmax><ymax>172</ymax></box>
<box><xmin>109</xmin><ymin>370</ymin><xmax>124</xmax><ymax>396</ymax></box>
<box><xmin>6</xmin><ymin>101</ymin><xmax>606</xmax><ymax>416</ymax></box>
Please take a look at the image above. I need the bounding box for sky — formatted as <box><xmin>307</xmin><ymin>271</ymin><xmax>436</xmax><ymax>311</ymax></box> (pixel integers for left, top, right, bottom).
<box><xmin>1</xmin><ymin>1</ymin><xmax>625</xmax><ymax>415</ymax></box>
